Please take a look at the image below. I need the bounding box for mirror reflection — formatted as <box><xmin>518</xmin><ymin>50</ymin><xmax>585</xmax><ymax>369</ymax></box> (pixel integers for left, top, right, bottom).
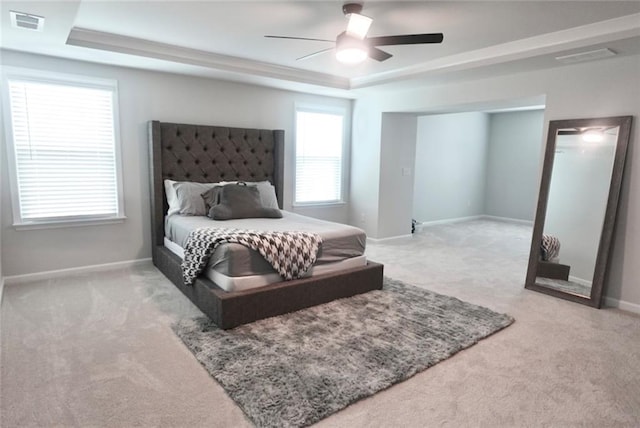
<box><xmin>535</xmin><ymin>125</ymin><xmax>619</xmax><ymax>297</ymax></box>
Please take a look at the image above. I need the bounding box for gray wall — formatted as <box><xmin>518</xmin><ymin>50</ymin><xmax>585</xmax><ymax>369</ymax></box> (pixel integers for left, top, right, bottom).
<box><xmin>0</xmin><ymin>50</ymin><xmax>352</xmax><ymax>277</ymax></box>
<box><xmin>413</xmin><ymin>112</ymin><xmax>489</xmax><ymax>223</ymax></box>
<box><xmin>0</xmin><ymin>103</ymin><xmax>3</xmax><ymax>282</ymax></box>
<box><xmin>485</xmin><ymin>110</ymin><xmax>545</xmax><ymax>221</ymax></box>
<box><xmin>350</xmin><ymin>53</ymin><xmax>640</xmax><ymax>307</ymax></box>
<box><xmin>378</xmin><ymin>113</ymin><xmax>417</xmax><ymax>237</ymax></box>
<box><xmin>412</xmin><ymin>110</ymin><xmax>543</xmax><ymax>224</ymax></box>
<box><xmin>350</xmin><ymin>100</ymin><xmax>382</xmax><ymax>238</ymax></box>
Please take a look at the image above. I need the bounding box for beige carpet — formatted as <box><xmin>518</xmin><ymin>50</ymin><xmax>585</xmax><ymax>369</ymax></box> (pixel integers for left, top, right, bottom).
<box><xmin>2</xmin><ymin>219</ymin><xmax>639</xmax><ymax>427</ymax></box>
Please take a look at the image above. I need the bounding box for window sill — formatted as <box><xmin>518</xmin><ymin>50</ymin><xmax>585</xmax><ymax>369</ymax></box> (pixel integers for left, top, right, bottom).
<box><xmin>13</xmin><ymin>216</ymin><xmax>127</xmax><ymax>231</ymax></box>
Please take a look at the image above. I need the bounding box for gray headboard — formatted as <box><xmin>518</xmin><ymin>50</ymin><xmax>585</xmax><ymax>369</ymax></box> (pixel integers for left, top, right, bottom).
<box><xmin>148</xmin><ymin>120</ymin><xmax>285</xmax><ymax>247</ymax></box>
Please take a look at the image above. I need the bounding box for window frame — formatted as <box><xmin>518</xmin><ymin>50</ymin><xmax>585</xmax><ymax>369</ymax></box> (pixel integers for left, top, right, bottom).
<box><xmin>293</xmin><ymin>104</ymin><xmax>348</xmax><ymax>207</ymax></box>
<box><xmin>1</xmin><ymin>67</ymin><xmax>126</xmax><ymax>230</ymax></box>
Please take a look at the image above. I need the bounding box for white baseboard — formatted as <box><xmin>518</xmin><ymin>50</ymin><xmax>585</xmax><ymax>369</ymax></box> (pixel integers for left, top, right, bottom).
<box><xmin>418</xmin><ymin>215</ymin><xmax>483</xmax><ymax>228</ymax></box>
<box><xmin>416</xmin><ymin>215</ymin><xmax>533</xmax><ymax>230</ymax></box>
<box><xmin>604</xmin><ymin>296</ymin><xmax>640</xmax><ymax>315</ymax></box>
<box><xmin>367</xmin><ymin>234</ymin><xmax>413</xmax><ymax>244</ymax></box>
<box><xmin>481</xmin><ymin>215</ymin><xmax>534</xmax><ymax>226</ymax></box>
<box><xmin>4</xmin><ymin>258</ymin><xmax>153</xmax><ymax>286</ymax></box>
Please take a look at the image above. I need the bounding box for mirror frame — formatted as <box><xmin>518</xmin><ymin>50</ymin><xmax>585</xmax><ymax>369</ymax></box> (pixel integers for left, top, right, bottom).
<box><xmin>525</xmin><ymin>116</ymin><xmax>633</xmax><ymax>307</ymax></box>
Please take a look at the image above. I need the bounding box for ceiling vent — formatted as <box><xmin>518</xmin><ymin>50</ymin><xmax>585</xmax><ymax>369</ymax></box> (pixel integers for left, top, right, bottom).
<box><xmin>555</xmin><ymin>48</ymin><xmax>616</xmax><ymax>64</ymax></box>
<box><xmin>10</xmin><ymin>11</ymin><xmax>45</xmax><ymax>31</ymax></box>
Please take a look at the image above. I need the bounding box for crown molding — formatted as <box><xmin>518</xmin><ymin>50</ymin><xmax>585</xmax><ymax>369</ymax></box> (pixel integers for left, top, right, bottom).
<box><xmin>65</xmin><ymin>12</ymin><xmax>640</xmax><ymax>93</ymax></box>
<box><xmin>350</xmin><ymin>13</ymin><xmax>640</xmax><ymax>89</ymax></box>
<box><xmin>66</xmin><ymin>27</ymin><xmax>351</xmax><ymax>90</ymax></box>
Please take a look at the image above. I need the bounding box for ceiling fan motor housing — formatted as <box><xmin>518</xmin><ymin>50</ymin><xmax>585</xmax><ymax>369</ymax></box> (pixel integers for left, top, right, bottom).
<box><xmin>343</xmin><ymin>3</ymin><xmax>364</xmax><ymax>16</ymax></box>
<box><xmin>337</xmin><ymin>31</ymin><xmax>367</xmax><ymax>50</ymax></box>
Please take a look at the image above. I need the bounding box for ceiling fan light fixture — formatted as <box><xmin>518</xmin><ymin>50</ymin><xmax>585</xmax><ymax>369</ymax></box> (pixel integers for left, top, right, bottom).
<box><xmin>336</xmin><ymin>47</ymin><xmax>368</xmax><ymax>64</ymax></box>
<box><xmin>335</xmin><ymin>32</ymin><xmax>368</xmax><ymax>64</ymax></box>
<box><xmin>582</xmin><ymin>129</ymin><xmax>605</xmax><ymax>143</ymax></box>
<box><xmin>346</xmin><ymin>13</ymin><xmax>372</xmax><ymax>39</ymax></box>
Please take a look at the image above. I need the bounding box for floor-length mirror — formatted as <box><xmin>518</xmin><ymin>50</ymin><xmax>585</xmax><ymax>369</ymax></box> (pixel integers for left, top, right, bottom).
<box><xmin>525</xmin><ymin>116</ymin><xmax>632</xmax><ymax>307</ymax></box>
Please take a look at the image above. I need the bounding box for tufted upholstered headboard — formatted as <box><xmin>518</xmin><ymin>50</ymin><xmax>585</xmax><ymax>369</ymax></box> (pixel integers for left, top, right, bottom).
<box><xmin>148</xmin><ymin>120</ymin><xmax>285</xmax><ymax>248</ymax></box>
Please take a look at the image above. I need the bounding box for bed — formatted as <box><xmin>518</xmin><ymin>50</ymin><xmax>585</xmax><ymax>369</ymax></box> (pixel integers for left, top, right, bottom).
<box><xmin>149</xmin><ymin>120</ymin><xmax>383</xmax><ymax>329</ymax></box>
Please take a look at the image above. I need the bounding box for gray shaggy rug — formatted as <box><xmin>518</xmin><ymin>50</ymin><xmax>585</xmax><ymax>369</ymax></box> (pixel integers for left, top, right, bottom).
<box><xmin>172</xmin><ymin>277</ymin><xmax>514</xmax><ymax>427</ymax></box>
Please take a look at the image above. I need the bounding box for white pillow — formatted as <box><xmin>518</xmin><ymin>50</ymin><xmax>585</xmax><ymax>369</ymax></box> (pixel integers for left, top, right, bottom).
<box><xmin>164</xmin><ymin>179</ymin><xmax>179</xmax><ymax>216</ymax></box>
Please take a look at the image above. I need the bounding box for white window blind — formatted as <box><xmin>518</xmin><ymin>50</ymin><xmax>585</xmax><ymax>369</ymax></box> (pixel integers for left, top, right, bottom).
<box><xmin>6</xmin><ymin>75</ymin><xmax>123</xmax><ymax>225</ymax></box>
<box><xmin>295</xmin><ymin>110</ymin><xmax>344</xmax><ymax>204</ymax></box>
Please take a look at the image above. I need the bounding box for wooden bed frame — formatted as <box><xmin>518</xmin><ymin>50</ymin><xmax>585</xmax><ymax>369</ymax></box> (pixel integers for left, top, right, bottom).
<box><xmin>149</xmin><ymin>120</ymin><xmax>383</xmax><ymax>329</ymax></box>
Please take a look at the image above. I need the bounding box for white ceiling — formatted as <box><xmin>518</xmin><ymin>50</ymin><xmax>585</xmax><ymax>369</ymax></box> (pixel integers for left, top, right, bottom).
<box><xmin>2</xmin><ymin>1</ymin><xmax>640</xmax><ymax>97</ymax></box>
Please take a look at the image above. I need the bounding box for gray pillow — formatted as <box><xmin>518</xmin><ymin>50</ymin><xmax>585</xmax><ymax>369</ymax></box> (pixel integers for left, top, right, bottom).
<box><xmin>173</xmin><ymin>181</ymin><xmax>220</xmax><ymax>215</ymax></box>
<box><xmin>201</xmin><ymin>186</ymin><xmax>222</xmax><ymax>211</ymax></box>
<box><xmin>206</xmin><ymin>184</ymin><xmax>282</xmax><ymax>220</ymax></box>
<box><xmin>215</xmin><ymin>180</ymin><xmax>279</xmax><ymax>209</ymax></box>
<box><xmin>253</xmin><ymin>181</ymin><xmax>280</xmax><ymax>209</ymax></box>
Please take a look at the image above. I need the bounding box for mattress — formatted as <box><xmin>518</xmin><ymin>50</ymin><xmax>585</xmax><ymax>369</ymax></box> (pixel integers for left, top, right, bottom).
<box><xmin>164</xmin><ymin>211</ymin><xmax>367</xmax><ymax>291</ymax></box>
<box><xmin>165</xmin><ymin>237</ymin><xmax>367</xmax><ymax>292</ymax></box>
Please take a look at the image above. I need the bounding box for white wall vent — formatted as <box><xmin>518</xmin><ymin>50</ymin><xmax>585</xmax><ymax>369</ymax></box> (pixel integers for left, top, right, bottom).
<box><xmin>555</xmin><ymin>48</ymin><xmax>616</xmax><ymax>64</ymax></box>
<box><xmin>10</xmin><ymin>10</ymin><xmax>45</xmax><ymax>31</ymax></box>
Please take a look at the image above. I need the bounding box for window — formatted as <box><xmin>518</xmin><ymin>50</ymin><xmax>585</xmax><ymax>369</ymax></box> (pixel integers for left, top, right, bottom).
<box><xmin>295</xmin><ymin>108</ymin><xmax>345</xmax><ymax>204</ymax></box>
<box><xmin>2</xmin><ymin>69</ymin><xmax>124</xmax><ymax>228</ymax></box>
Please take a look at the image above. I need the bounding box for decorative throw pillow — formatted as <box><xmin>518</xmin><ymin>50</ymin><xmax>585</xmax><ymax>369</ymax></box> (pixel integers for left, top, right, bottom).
<box><xmin>207</xmin><ymin>183</ymin><xmax>282</xmax><ymax>220</ymax></box>
<box><xmin>201</xmin><ymin>186</ymin><xmax>222</xmax><ymax>211</ymax></box>
<box><xmin>216</xmin><ymin>180</ymin><xmax>280</xmax><ymax>209</ymax></box>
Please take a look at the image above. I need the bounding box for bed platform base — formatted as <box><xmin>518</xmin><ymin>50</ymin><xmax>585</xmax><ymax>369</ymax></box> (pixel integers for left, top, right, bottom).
<box><xmin>537</xmin><ymin>260</ymin><xmax>570</xmax><ymax>281</ymax></box>
<box><xmin>154</xmin><ymin>246</ymin><xmax>383</xmax><ymax>329</ymax></box>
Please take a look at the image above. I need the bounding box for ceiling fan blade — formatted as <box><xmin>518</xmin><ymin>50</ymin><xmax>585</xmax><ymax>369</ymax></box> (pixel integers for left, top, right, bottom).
<box><xmin>297</xmin><ymin>47</ymin><xmax>335</xmax><ymax>61</ymax></box>
<box><xmin>367</xmin><ymin>33</ymin><xmax>444</xmax><ymax>46</ymax></box>
<box><xmin>368</xmin><ymin>47</ymin><xmax>392</xmax><ymax>62</ymax></box>
<box><xmin>265</xmin><ymin>35</ymin><xmax>334</xmax><ymax>43</ymax></box>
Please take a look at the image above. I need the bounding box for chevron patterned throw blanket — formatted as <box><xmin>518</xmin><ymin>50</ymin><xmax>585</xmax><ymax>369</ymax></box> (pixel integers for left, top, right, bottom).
<box><xmin>541</xmin><ymin>234</ymin><xmax>561</xmax><ymax>262</ymax></box>
<box><xmin>181</xmin><ymin>227</ymin><xmax>323</xmax><ymax>286</ymax></box>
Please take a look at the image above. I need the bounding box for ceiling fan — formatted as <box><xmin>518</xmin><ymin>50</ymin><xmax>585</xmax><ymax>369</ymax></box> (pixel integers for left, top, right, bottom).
<box><xmin>265</xmin><ymin>3</ymin><xmax>444</xmax><ymax>64</ymax></box>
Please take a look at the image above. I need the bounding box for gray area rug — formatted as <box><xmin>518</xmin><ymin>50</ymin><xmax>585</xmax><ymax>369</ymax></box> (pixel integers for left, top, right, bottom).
<box><xmin>172</xmin><ymin>277</ymin><xmax>514</xmax><ymax>428</ymax></box>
